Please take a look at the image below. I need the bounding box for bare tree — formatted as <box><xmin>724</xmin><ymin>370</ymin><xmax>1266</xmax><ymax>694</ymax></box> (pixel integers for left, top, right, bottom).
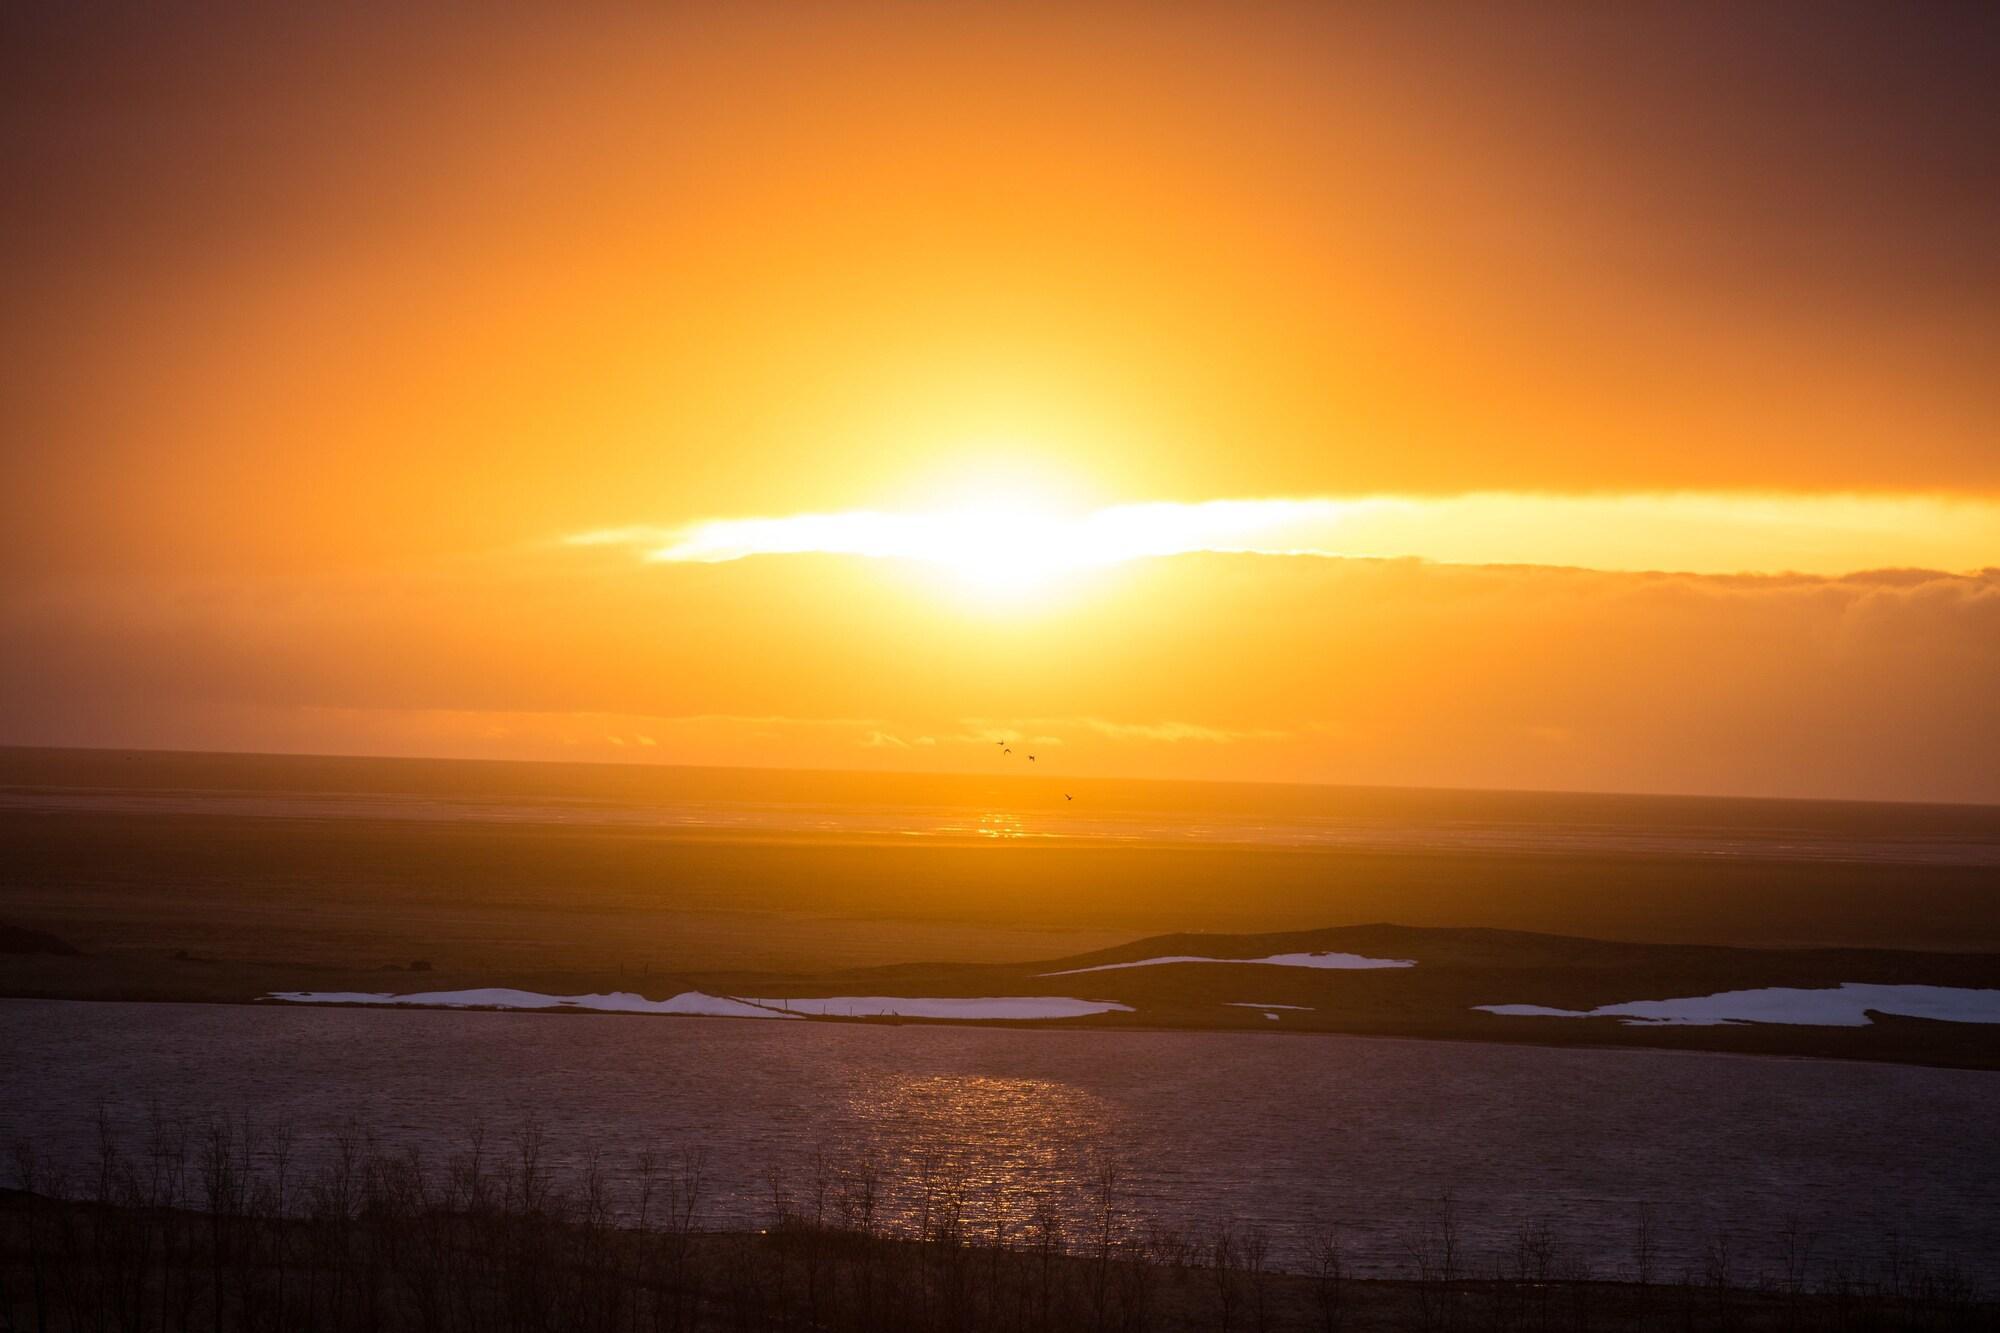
<box><xmin>1309</xmin><ymin>1220</ymin><xmax>1345</xmax><ymax>1333</ymax></box>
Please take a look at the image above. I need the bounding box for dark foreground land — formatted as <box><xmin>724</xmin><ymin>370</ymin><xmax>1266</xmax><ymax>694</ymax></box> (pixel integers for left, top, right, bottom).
<box><xmin>11</xmin><ymin>1198</ymin><xmax>1991</xmax><ymax>1333</ymax></box>
<box><xmin>5</xmin><ymin>1135</ymin><xmax>1990</xmax><ymax>1333</ymax></box>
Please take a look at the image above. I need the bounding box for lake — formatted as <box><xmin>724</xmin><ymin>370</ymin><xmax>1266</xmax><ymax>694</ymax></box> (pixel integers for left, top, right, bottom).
<box><xmin>6</xmin><ymin>998</ymin><xmax>1996</xmax><ymax>1285</ymax></box>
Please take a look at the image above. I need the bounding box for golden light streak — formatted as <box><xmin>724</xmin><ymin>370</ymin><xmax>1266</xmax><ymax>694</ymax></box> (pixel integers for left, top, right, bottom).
<box><xmin>572</xmin><ymin>491</ymin><xmax>2000</xmax><ymax>587</ymax></box>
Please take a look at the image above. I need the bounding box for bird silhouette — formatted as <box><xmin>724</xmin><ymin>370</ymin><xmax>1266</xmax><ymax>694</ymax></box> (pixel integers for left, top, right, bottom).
<box><xmin>1028</xmin><ymin>755</ymin><xmax>1037</xmax><ymax>761</ymax></box>
<box><xmin>1003</xmin><ymin>747</ymin><xmax>1012</xmax><ymax>754</ymax></box>
<box><xmin>1064</xmin><ymin>793</ymin><xmax>1074</xmax><ymax>801</ymax></box>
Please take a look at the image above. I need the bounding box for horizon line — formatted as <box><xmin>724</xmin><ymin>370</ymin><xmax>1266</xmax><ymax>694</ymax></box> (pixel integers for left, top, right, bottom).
<box><xmin>5</xmin><ymin>740</ymin><xmax>1997</xmax><ymax>814</ymax></box>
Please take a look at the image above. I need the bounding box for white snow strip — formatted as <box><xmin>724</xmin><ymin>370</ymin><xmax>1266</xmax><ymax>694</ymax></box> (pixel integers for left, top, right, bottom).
<box><xmin>736</xmin><ymin>996</ymin><xmax>1134</xmax><ymax>1020</ymax></box>
<box><xmin>1475</xmin><ymin>983</ymin><xmax>2000</xmax><ymax>1028</ymax></box>
<box><xmin>267</xmin><ymin>989</ymin><xmax>796</xmax><ymax>1019</ymax></box>
<box><xmin>1224</xmin><ymin>1002</ymin><xmax>1314</xmax><ymax>1011</ymax></box>
<box><xmin>1045</xmin><ymin>951</ymin><xmax>1413</xmax><ymax>976</ymax></box>
<box><xmin>268</xmin><ymin>988</ymin><xmax>1132</xmax><ymax>1022</ymax></box>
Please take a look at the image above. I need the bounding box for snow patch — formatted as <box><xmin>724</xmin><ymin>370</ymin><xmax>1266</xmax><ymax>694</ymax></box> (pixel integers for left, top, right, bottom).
<box><xmin>267</xmin><ymin>989</ymin><xmax>795</xmax><ymax>1019</ymax></box>
<box><xmin>268</xmin><ymin>989</ymin><xmax>1131</xmax><ymax>1022</ymax></box>
<box><xmin>1475</xmin><ymin>983</ymin><xmax>2000</xmax><ymax>1028</ymax></box>
<box><xmin>1224</xmin><ymin>1002</ymin><xmax>1313</xmax><ymax>1011</ymax></box>
<box><xmin>1045</xmin><ymin>951</ymin><xmax>1413</xmax><ymax>976</ymax></box>
<box><xmin>737</xmin><ymin>996</ymin><xmax>1134</xmax><ymax>1020</ymax></box>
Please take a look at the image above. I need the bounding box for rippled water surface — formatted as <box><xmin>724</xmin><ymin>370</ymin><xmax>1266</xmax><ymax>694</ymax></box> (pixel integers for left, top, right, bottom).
<box><xmin>6</xmin><ymin>999</ymin><xmax>1996</xmax><ymax>1283</ymax></box>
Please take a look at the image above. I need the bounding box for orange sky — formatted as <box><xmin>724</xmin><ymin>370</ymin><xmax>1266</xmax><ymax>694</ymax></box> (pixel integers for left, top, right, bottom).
<box><xmin>3</xmin><ymin>3</ymin><xmax>1997</xmax><ymax>802</ymax></box>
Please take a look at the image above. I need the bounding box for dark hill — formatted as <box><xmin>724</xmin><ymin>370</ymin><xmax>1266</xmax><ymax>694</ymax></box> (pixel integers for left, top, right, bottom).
<box><xmin>0</xmin><ymin>924</ymin><xmax>79</xmax><ymax>956</ymax></box>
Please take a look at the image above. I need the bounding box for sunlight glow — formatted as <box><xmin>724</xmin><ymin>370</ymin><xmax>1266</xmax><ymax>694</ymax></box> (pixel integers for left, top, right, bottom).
<box><xmin>623</xmin><ymin>497</ymin><xmax>1375</xmax><ymax>593</ymax></box>
<box><xmin>569</xmin><ymin>491</ymin><xmax>2000</xmax><ymax>588</ymax></box>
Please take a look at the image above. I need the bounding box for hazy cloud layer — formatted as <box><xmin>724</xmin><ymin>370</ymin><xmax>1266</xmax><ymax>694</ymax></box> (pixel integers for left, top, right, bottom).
<box><xmin>5</xmin><ymin>554</ymin><xmax>1996</xmax><ymax>802</ymax></box>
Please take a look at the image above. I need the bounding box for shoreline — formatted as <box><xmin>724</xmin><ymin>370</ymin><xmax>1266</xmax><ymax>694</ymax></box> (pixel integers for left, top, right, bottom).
<box><xmin>7</xmin><ymin>989</ymin><xmax>2000</xmax><ymax>1074</ymax></box>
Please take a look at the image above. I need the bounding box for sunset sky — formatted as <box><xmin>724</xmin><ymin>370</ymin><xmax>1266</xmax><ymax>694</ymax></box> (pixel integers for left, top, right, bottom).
<box><xmin>4</xmin><ymin>3</ymin><xmax>1997</xmax><ymax>802</ymax></box>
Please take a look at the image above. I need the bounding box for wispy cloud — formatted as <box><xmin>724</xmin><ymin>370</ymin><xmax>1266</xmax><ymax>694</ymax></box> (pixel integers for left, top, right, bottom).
<box><xmin>955</xmin><ymin>717</ymin><xmax>1287</xmax><ymax>745</ymax></box>
<box><xmin>1076</xmin><ymin>718</ymin><xmax>1289</xmax><ymax>744</ymax></box>
<box><xmin>570</xmin><ymin>492</ymin><xmax>2000</xmax><ymax>579</ymax></box>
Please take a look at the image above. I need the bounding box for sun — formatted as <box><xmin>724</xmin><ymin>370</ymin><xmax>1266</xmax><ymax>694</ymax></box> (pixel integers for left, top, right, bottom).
<box><xmin>889</xmin><ymin>464</ymin><xmax>1108</xmax><ymax>598</ymax></box>
<box><xmin>912</xmin><ymin>498</ymin><xmax>1078</xmax><ymax>595</ymax></box>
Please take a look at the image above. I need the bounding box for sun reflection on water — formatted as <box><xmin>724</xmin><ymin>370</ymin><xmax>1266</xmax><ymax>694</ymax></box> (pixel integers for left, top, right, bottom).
<box><xmin>973</xmin><ymin>811</ymin><xmax>1029</xmax><ymax>839</ymax></box>
<box><xmin>775</xmin><ymin>1073</ymin><xmax>1137</xmax><ymax>1244</ymax></box>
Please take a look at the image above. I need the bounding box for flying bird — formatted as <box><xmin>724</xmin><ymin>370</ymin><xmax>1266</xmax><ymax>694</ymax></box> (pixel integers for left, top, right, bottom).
<box><xmin>1064</xmin><ymin>793</ymin><xmax>1074</xmax><ymax>801</ymax></box>
<box><xmin>1003</xmin><ymin>747</ymin><xmax>1012</xmax><ymax>754</ymax></box>
<box><xmin>1028</xmin><ymin>755</ymin><xmax>1037</xmax><ymax>762</ymax></box>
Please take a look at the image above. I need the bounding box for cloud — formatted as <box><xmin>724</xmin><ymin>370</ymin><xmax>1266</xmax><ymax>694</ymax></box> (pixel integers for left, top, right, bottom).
<box><xmin>995</xmin><ymin>717</ymin><xmax>1288</xmax><ymax>744</ymax></box>
<box><xmin>1083</xmin><ymin>718</ymin><xmax>1287</xmax><ymax>743</ymax></box>
<box><xmin>4</xmin><ymin>557</ymin><xmax>1999</xmax><ymax>802</ymax></box>
<box><xmin>573</xmin><ymin>492</ymin><xmax>2000</xmax><ymax>579</ymax></box>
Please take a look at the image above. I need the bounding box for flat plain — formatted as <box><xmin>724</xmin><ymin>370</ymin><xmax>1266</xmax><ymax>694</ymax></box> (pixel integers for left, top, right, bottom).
<box><xmin>6</xmin><ymin>748</ymin><xmax>1999</xmax><ymax>1067</ymax></box>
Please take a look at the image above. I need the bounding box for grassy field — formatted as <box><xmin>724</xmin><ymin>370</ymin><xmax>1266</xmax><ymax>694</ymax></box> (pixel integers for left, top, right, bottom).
<box><xmin>9</xmin><ymin>1191</ymin><xmax>1988</xmax><ymax>1333</ymax></box>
